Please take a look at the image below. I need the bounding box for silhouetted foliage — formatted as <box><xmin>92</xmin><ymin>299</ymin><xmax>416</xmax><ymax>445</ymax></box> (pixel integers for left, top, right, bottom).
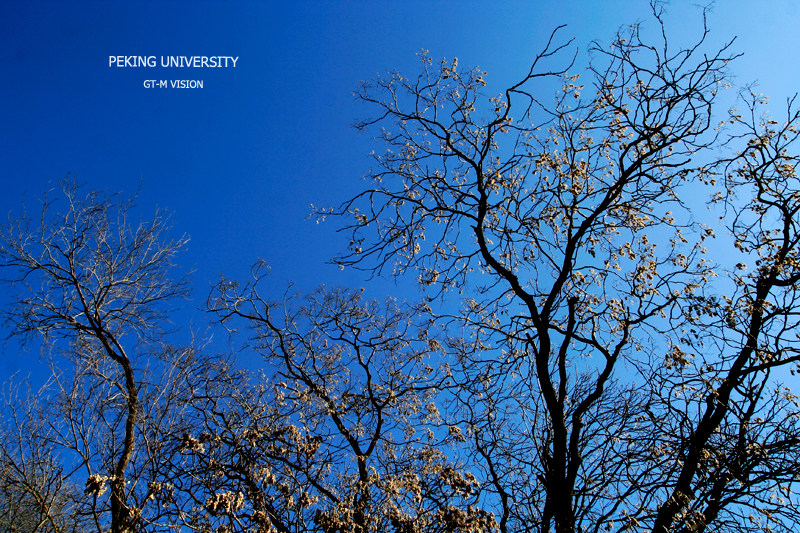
<box><xmin>3</xmin><ymin>6</ymin><xmax>800</xmax><ymax>533</ymax></box>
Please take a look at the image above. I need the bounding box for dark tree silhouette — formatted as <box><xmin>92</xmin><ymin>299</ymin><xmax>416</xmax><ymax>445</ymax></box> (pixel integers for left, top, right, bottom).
<box><xmin>0</xmin><ymin>180</ymin><xmax>190</xmax><ymax>533</ymax></box>
<box><xmin>329</xmin><ymin>6</ymin><xmax>800</xmax><ymax>533</ymax></box>
<box><xmin>3</xmin><ymin>7</ymin><xmax>800</xmax><ymax>533</ymax></box>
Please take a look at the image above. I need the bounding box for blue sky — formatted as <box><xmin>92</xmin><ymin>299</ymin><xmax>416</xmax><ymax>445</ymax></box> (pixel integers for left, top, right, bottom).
<box><xmin>1</xmin><ymin>1</ymin><xmax>799</xmax><ymax>376</ymax></box>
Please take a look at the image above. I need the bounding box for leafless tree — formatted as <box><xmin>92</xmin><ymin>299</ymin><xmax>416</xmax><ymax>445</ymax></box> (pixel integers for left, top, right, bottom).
<box><xmin>0</xmin><ymin>378</ymin><xmax>88</xmax><ymax>533</ymax></box>
<box><xmin>0</xmin><ymin>183</ymin><xmax>491</xmax><ymax>533</ymax></box>
<box><xmin>0</xmin><ymin>179</ymin><xmax>190</xmax><ymax>533</ymax></box>
<box><xmin>184</xmin><ymin>269</ymin><xmax>494</xmax><ymax>533</ymax></box>
<box><xmin>3</xmin><ymin>6</ymin><xmax>800</xmax><ymax>533</ymax></box>
<box><xmin>328</xmin><ymin>5</ymin><xmax>800</xmax><ymax>533</ymax></box>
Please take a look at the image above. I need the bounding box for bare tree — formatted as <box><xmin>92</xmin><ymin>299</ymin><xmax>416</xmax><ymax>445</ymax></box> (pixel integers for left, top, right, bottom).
<box><xmin>0</xmin><ymin>378</ymin><xmax>88</xmax><ymax>533</ymax></box>
<box><xmin>2</xmin><ymin>6</ymin><xmax>800</xmax><ymax>533</ymax></box>
<box><xmin>328</xmin><ymin>6</ymin><xmax>800</xmax><ymax>533</ymax></box>
<box><xmin>644</xmin><ymin>91</ymin><xmax>800</xmax><ymax>533</ymax></box>
<box><xmin>0</xmin><ymin>179</ymin><xmax>190</xmax><ymax>533</ymax></box>
<box><xmin>184</xmin><ymin>269</ymin><xmax>494</xmax><ymax>533</ymax></box>
<box><xmin>0</xmin><ymin>183</ymin><xmax>490</xmax><ymax>533</ymax></box>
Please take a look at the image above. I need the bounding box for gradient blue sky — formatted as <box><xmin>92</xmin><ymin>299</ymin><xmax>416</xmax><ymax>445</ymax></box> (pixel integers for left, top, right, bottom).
<box><xmin>1</xmin><ymin>1</ymin><xmax>799</xmax><ymax>375</ymax></box>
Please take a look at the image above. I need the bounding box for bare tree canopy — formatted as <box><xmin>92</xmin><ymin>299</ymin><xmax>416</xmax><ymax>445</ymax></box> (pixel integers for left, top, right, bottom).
<box><xmin>0</xmin><ymin>180</ymin><xmax>192</xmax><ymax>533</ymax></box>
<box><xmin>2</xmin><ymin>6</ymin><xmax>800</xmax><ymax>533</ymax></box>
<box><xmin>329</xmin><ymin>6</ymin><xmax>800</xmax><ymax>533</ymax></box>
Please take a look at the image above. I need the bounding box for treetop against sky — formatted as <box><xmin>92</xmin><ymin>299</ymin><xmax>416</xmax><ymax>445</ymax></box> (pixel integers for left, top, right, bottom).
<box><xmin>1</xmin><ymin>1</ymin><xmax>798</xmax><ymax>311</ymax></box>
<box><xmin>2</xmin><ymin>2</ymin><xmax>800</xmax><ymax>533</ymax></box>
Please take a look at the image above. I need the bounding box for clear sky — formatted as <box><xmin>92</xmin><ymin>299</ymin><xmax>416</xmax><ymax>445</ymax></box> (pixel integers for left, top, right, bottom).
<box><xmin>1</xmin><ymin>0</ymin><xmax>799</xmax><ymax>377</ymax></box>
